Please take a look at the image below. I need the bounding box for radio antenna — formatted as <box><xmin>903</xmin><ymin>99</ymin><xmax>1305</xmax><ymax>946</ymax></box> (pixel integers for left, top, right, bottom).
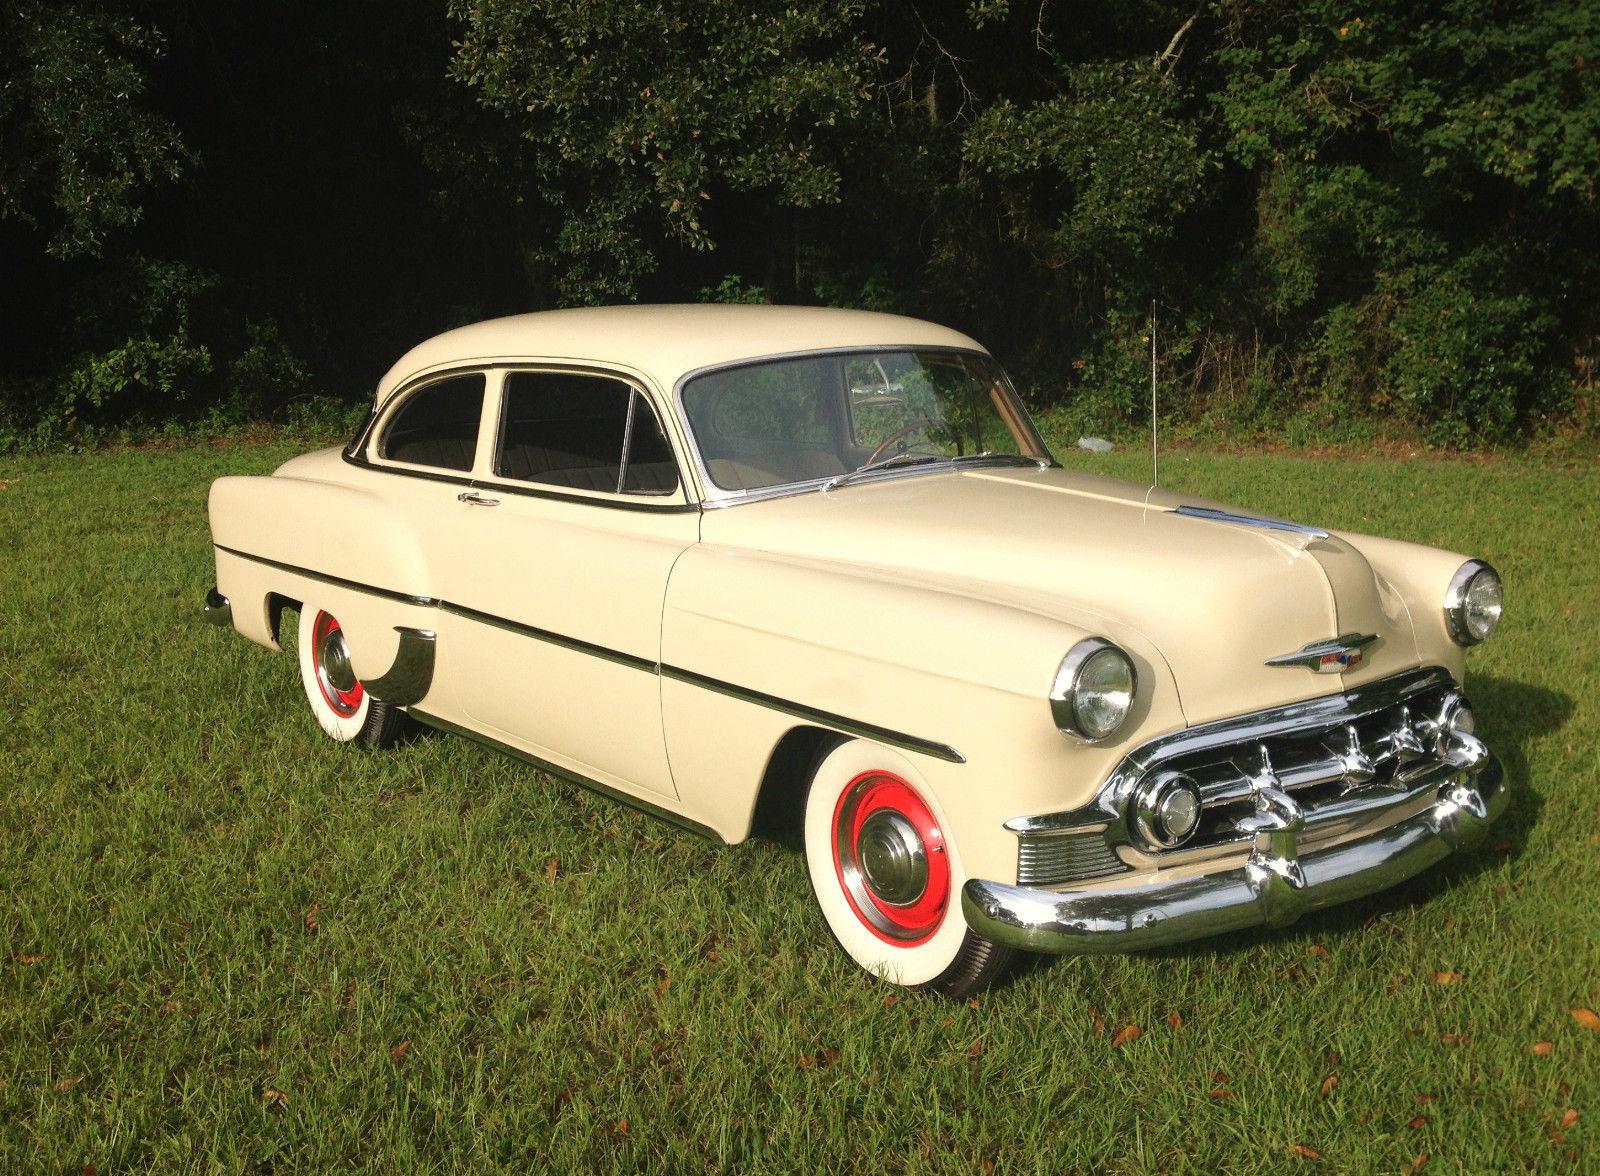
<box><xmin>1150</xmin><ymin>298</ymin><xmax>1159</xmax><ymax>487</ymax></box>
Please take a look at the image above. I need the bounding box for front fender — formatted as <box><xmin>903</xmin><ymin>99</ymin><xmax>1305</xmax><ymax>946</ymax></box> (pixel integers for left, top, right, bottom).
<box><xmin>660</xmin><ymin>545</ymin><xmax>1185</xmax><ymax>876</ymax></box>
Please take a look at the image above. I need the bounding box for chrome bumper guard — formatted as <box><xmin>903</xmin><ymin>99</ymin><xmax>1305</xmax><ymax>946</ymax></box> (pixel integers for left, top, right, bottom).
<box><xmin>962</xmin><ymin>743</ymin><xmax>1505</xmax><ymax>955</ymax></box>
<box><xmin>202</xmin><ymin>587</ymin><xmax>233</xmax><ymax>627</ymax></box>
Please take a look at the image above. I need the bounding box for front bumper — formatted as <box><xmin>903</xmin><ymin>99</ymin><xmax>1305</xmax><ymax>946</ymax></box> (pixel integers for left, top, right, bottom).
<box><xmin>962</xmin><ymin>753</ymin><xmax>1505</xmax><ymax>954</ymax></box>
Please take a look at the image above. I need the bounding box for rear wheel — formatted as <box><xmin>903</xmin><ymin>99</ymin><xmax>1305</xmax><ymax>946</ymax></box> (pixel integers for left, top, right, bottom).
<box><xmin>295</xmin><ymin>607</ymin><xmax>409</xmax><ymax>747</ymax></box>
<box><xmin>802</xmin><ymin>739</ymin><xmax>1015</xmax><ymax>998</ymax></box>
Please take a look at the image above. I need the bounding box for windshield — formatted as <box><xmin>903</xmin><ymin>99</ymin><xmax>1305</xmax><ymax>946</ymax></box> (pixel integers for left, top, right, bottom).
<box><xmin>681</xmin><ymin>349</ymin><xmax>1051</xmax><ymax>493</ymax></box>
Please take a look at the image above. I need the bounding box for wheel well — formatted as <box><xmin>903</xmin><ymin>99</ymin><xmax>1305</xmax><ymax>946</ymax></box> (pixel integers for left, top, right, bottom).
<box><xmin>749</xmin><ymin>726</ymin><xmax>845</xmax><ymax>848</ymax></box>
<box><xmin>266</xmin><ymin>592</ymin><xmax>300</xmax><ymax>647</ymax></box>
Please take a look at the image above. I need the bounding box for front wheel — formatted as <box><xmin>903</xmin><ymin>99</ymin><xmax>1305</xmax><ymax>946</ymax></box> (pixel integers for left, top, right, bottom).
<box><xmin>295</xmin><ymin>607</ymin><xmax>410</xmax><ymax>748</ymax></box>
<box><xmin>803</xmin><ymin>739</ymin><xmax>1015</xmax><ymax>998</ymax></box>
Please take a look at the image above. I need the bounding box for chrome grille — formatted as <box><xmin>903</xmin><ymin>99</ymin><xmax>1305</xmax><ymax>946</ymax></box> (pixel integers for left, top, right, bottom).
<box><xmin>1140</xmin><ymin>676</ymin><xmax>1466</xmax><ymax>855</ymax></box>
<box><xmin>1017</xmin><ymin>830</ymin><xmax>1128</xmax><ymax>887</ymax></box>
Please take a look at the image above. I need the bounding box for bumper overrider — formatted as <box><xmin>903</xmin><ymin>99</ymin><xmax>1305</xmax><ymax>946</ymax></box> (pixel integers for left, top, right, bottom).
<box><xmin>963</xmin><ymin>673</ymin><xmax>1507</xmax><ymax>954</ymax></box>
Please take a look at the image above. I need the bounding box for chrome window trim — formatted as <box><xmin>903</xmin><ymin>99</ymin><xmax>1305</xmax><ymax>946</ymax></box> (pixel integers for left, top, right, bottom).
<box><xmin>1443</xmin><ymin>558</ymin><xmax>1500</xmax><ymax>646</ymax></box>
<box><xmin>671</xmin><ymin>344</ymin><xmax>1057</xmax><ymax>509</ymax></box>
<box><xmin>372</xmin><ymin>369</ymin><xmax>491</xmax><ymax>476</ymax></box>
<box><xmin>346</xmin><ymin>359</ymin><xmax>695</xmax><ymax>512</ymax></box>
<box><xmin>488</xmin><ymin>366</ymin><xmax>683</xmax><ymax>500</ymax></box>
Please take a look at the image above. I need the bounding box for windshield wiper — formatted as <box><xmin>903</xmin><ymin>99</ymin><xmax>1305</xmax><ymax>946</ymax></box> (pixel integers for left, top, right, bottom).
<box><xmin>822</xmin><ymin>451</ymin><xmax>942</xmax><ymax>492</ymax></box>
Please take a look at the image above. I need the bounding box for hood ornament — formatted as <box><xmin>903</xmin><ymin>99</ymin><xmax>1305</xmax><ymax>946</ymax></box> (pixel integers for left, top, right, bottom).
<box><xmin>1266</xmin><ymin>632</ymin><xmax>1379</xmax><ymax>673</ymax></box>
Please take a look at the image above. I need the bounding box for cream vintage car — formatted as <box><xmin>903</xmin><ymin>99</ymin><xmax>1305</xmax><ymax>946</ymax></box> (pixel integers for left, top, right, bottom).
<box><xmin>204</xmin><ymin>305</ymin><xmax>1506</xmax><ymax>997</ymax></box>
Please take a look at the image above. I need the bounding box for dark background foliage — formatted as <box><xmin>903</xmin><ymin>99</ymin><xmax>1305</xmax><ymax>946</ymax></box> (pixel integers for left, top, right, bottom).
<box><xmin>2</xmin><ymin>0</ymin><xmax>1597</xmax><ymax>449</ymax></box>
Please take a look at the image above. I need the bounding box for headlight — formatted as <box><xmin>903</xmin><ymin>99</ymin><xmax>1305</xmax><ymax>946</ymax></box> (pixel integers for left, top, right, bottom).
<box><xmin>1132</xmin><ymin>770</ymin><xmax>1203</xmax><ymax>849</ymax></box>
<box><xmin>1050</xmin><ymin>638</ymin><xmax>1136</xmax><ymax>741</ymax></box>
<box><xmin>1444</xmin><ymin>560</ymin><xmax>1502</xmax><ymax>646</ymax></box>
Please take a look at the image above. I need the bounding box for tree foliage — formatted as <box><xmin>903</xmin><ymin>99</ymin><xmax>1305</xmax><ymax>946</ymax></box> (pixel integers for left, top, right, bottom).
<box><xmin>2</xmin><ymin>0</ymin><xmax>1598</xmax><ymax>448</ymax></box>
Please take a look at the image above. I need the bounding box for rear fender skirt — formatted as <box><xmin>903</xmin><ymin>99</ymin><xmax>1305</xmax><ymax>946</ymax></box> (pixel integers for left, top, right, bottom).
<box><xmin>359</xmin><ymin>626</ymin><xmax>437</xmax><ymax>707</ymax></box>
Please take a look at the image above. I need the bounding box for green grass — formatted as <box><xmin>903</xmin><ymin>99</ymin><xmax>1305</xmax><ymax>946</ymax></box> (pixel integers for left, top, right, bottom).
<box><xmin>1</xmin><ymin>436</ymin><xmax>1596</xmax><ymax>1172</ymax></box>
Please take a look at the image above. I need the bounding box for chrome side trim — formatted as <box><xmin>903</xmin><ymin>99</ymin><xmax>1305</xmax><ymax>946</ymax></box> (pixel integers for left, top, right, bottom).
<box><xmin>964</xmin><ymin>752</ymin><xmax>1505</xmax><ymax>955</ymax></box>
<box><xmin>406</xmin><ymin>708</ymin><xmax>721</xmax><ymax>841</ymax></box>
<box><xmin>439</xmin><ymin>599</ymin><xmax>657</xmax><ymax>674</ymax></box>
<box><xmin>213</xmin><ymin>544</ymin><xmax>438</xmax><ymax>607</ymax></box>
<box><xmin>215</xmin><ymin>544</ymin><xmax>965</xmax><ymax>764</ymax></box>
<box><xmin>1172</xmin><ymin>505</ymin><xmax>1330</xmax><ymax>540</ymax></box>
<box><xmin>203</xmin><ymin>587</ymin><xmax>233</xmax><ymax>627</ymax></box>
<box><xmin>359</xmin><ymin>626</ymin><xmax>437</xmax><ymax>706</ymax></box>
<box><xmin>659</xmin><ymin>664</ymin><xmax>966</xmax><ymax>764</ymax></box>
<box><xmin>1005</xmin><ymin>666</ymin><xmax>1455</xmax><ymax>837</ymax></box>
<box><xmin>1265</xmin><ymin>632</ymin><xmax>1380</xmax><ymax>672</ymax></box>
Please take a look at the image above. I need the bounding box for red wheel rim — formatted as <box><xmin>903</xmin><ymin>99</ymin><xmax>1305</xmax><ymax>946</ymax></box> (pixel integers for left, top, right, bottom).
<box><xmin>832</xmin><ymin>770</ymin><xmax>950</xmax><ymax>945</ymax></box>
<box><xmin>311</xmin><ymin>611</ymin><xmax>364</xmax><ymax>717</ymax></box>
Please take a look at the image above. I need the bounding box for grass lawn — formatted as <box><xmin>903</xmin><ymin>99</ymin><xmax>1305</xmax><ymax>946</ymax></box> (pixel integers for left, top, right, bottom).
<box><xmin>1</xmin><ymin>434</ymin><xmax>1596</xmax><ymax>1172</ymax></box>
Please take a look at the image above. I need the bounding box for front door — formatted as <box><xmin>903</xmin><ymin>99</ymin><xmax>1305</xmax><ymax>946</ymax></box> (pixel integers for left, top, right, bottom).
<box><xmin>433</xmin><ymin>368</ymin><xmax>697</xmax><ymax>799</ymax></box>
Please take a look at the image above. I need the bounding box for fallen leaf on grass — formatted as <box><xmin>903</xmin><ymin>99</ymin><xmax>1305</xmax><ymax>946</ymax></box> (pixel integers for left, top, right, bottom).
<box><xmin>0</xmin><ymin>479</ymin><xmax>12</xmax><ymax>490</ymax></box>
<box><xmin>303</xmin><ymin>903</ymin><xmax>319</xmax><ymax>933</ymax></box>
<box><xmin>967</xmin><ymin>997</ymin><xmax>982</xmax><ymax>1009</ymax></box>
<box><xmin>882</xmin><ymin>994</ymin><xmax>899</xmax><ymax>1007</ymax></box>
<box><xmin>1571</xmin><ymin>1008</ymin><xmax>1600</xmax><ymax>1031</ymax></box>
<box><xmin>1532</xmin><ymin>1041</ymin><xmax>1554</xmax><ymax>1056</ymax></box>
<box><xmin>1401</xmin><ymin>1153</ymin><xmax>1430</xmax><ymax>1175</ymax></box>
<box><xmin>1208</xmin><ymin>1088</ymin><xmax>1234</xmax><ymax>1100</ymax></box>
<box><xmin>1438</xmin><ymin>1033</ymin><xmax>1468</xmax><ymax>1045</ymax></box>
<box><xmin>1167</xmin><ymin>1011</ymin><xmax>1183</xmax><ymax>1029</ymax></box>
<box><xmin>1307</xmin><ymin>944</ymin><xmax>1329</xmax><ymax>957</ymax></box>
<box><xmin>14</xmin><ymin>953</ymin><xmax>46</xmax><ymax>965</ymax></box>
<box><xmin>1212</xmin><ymin>1071</ymin><xmax>1232</xmax><ymax>1084</ymax></box>
<box><xmin>544</xmin><ymin>857</ymin><xmax>560</xmax><ymax>881</ymax></box>
<box><xmin>391</xmin><ymin>1040</ymin><xmax>411</xmax><ymax>1061</ymax></box>
<box><xmin>614</xmin><ymin>1117</ymin><xmax>629</xmax><ymax>1136</ymax></box>
<box><xmin>1560</xmin><ymin>1109</ymin><xmax>1580</xmax><ymax>1129</ymax></box>
<box><xmin>1407</xmin><ymin>1115</ymin><xmax>1428</xmax><ymax>1130</ymax></box>
<box><xmin>55</xmin><ymin>1077</ymin><xmax>81</xmax><ymax>1091</ymax></box>
<box><xmin>1414</xmin><ymin>1094</ymin><xmax>1435</xmax><ymax>1104</ymax></box>
<box><xmin>965</xmin><ymin>1039</ymin><xmax>985</xmax><ymax>1059</ymax></box>
<box><xmin>1433</xmin><ymin>971</ymin><xmax>1462</xmax><ymax>986</ymax></box>
<box><xmin>261</xmin><ymin>1088</ymin><xmax>287</xmax><ymax>1109</ymax></box>
<box><xmin>1319</xmin><ymin>1074</ymin><xmax>1338</xmax><ymax>1097</ymax></box>
<box><xmin>1289</xmin><ymin>1143</ymin><xmax>1323</xmax><ymax>1160</ymax></box>
<box><xmin>1111</xmin><ymin>1024</ymin><xmax>1142</xmax><ymax>1048</ymax></box>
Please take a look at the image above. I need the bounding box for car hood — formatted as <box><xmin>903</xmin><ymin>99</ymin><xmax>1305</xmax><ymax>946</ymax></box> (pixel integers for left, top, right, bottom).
<box><xmin>696</xmin><ymin>465</ymin><xmax>1421</xmax><ymax>726</ymax></box>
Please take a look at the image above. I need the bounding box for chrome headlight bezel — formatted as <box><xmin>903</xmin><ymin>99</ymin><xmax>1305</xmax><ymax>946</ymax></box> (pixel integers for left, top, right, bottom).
<box><xmin>1050</xmin><ymin>638</ymin><xmax>1137</xmax><ymax>743</ymax></box>
<box><xmin>1443</xmin><ymin>560</ymin><xmax>1502</xmax><ymax>646</ymax></box>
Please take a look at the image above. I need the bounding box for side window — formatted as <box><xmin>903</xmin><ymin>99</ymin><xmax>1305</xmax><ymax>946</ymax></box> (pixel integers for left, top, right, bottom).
<box><xmin>495</xmin><ymin>371</ymin><xmax>679</xmax><ymax>495</ymax></box>
<box><xmin>378</xmin><ymin>373</ymin><xmax>486</xmax><ymax>471</ymax></box>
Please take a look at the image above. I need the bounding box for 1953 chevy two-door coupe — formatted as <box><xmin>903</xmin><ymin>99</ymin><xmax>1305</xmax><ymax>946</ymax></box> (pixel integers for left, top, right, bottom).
<box><xmin>205</xmin><ymin>305</ymin><xmax>1506</xmax><ymax>997</ymax></box>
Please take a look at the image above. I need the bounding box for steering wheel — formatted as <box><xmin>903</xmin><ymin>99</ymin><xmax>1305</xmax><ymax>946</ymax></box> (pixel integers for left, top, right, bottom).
<box><xmin>864</xmin><ymin>417</ymin><xmax>942</xmax><ymax>466</ymax></box>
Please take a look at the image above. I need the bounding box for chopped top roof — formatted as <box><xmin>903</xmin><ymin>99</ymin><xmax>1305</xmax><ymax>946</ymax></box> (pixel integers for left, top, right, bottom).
<box><xmin>374</xmin><ymin>304</ymin><xmax>986</xmax><ymax>402</ymax></box>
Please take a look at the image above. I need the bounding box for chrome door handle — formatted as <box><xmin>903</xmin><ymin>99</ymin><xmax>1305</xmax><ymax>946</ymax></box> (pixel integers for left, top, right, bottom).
<box><xmin>457</xmin><ymin>491</ymin><xmax>500</xmax><ymax>507</ymax></box>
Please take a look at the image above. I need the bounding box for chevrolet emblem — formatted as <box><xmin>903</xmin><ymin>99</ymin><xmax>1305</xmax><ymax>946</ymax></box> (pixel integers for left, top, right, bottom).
<box><xmin>1266</xmin><ymin>633</ymin><xmax>1379</xmax><ymax>673</ymax></box>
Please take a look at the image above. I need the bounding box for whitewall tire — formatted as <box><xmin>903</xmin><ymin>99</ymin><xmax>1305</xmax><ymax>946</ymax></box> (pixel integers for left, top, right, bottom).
<box><xmin>803</xmin><ymin>738</ymin><xmax>1014</xmax><ymax>997</ymax></box>
<box><xmin>295</xmin><ymin>607</ymin><xmax>408</xmax><ymax>748</ymax></box>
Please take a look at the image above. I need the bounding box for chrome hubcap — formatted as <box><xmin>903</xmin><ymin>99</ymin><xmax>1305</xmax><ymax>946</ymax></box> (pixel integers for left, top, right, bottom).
<box><xmin>855</xmin><ymin>810</ymin><xmax>928</xmax><ymax>906</ymax></box>
<box><xmin>318</xmin><ymin>626</ymin><xmax>357</xmax><ymax>693</ymax></box>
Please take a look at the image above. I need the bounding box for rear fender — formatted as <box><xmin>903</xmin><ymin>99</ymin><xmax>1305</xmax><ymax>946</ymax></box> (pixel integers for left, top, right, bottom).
<box><xmin>208</xmin><ymin>472</ymin><xmax>433</xmax><ymax>681</ymax></box>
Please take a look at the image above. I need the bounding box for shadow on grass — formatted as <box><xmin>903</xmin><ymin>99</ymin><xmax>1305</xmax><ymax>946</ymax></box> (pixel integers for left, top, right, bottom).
<box><xmin>1029</xmin><ymin>672</ymin><xmax>1571</xmax><ymax>973</ymax></box>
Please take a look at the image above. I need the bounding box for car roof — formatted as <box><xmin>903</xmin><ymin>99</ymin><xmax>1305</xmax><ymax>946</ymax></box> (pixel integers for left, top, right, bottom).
<box><xmin>374</xmin><ymin>304</ymin><xmax>986</xmax><ymax>403</ymax></box>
